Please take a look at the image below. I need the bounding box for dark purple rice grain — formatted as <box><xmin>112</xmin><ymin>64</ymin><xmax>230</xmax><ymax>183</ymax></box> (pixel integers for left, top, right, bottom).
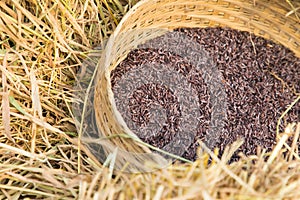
<box><xmin>111</xmin><ymin>27</ymin><xmax>300</xmax><ymax>161</ymax></box>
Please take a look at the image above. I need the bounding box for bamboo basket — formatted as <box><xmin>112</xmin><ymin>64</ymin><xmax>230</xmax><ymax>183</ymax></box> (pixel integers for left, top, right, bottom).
<box><xmin>90</xmin><ymin>0</ymin><xmax>300</xmax><ymax>172</ymax></box>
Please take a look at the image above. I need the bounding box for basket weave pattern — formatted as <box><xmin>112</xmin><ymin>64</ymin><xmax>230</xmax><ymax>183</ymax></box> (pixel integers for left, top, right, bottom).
<box><xmin>92</xmin><ymin>0</ymin><xmax>300</xmax><ymax>170</ymax></box>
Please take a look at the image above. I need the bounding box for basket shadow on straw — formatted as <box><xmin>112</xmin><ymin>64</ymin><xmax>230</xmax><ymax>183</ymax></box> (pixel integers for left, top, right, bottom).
<box><xmin>72</xmin><ymin>46</ymin><xmax>107</xmax><ymax>164</ymax></box>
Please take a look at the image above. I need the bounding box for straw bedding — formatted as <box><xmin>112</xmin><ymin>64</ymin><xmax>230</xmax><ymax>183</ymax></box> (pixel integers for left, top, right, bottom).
<box><xmin>0</xmin><ymin>0</ymin><xmax>299</xmax><ymax>199</ymax></box>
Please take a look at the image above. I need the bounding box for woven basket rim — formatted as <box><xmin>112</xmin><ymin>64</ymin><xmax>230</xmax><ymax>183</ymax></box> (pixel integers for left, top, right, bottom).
<box><xmin>91</xmin><ymin>0</ymin><xmax>300</xmax><ymax>172</ymax></box>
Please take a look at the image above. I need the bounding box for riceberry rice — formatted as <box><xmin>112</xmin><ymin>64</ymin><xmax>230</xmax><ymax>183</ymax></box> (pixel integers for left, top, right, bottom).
<box><xmin>111</xmin><ymin>27</ymin><xmax>300</xmax><ymax>161</ymax></box>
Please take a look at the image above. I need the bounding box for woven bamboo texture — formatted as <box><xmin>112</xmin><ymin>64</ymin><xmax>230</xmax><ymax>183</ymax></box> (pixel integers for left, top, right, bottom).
<box><xmin>92</xmin><ymin>0</ymin><xmax>300</xmax><ymax>172</ymax></box>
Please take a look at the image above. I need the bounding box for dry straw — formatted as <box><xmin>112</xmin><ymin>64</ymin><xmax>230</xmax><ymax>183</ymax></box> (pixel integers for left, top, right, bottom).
<box><xmin>93</xmin><ymin>0</ymin><xmax>300</xmax><ymax>172</ymax></box>
<box><xmin>0</xmin><ymin>0</ymin><xmax>299</xmax><ymax>199</ymax></box>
